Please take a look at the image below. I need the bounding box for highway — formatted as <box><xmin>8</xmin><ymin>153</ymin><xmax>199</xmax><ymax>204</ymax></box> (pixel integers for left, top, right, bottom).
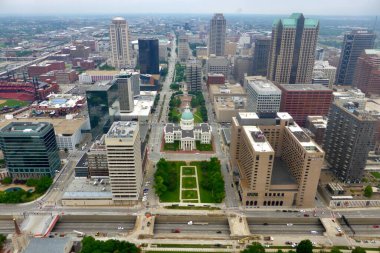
<box><xmin>0</xmin><ymin>220</ymin><xmax>15</xmax><ymax>234</ymax></box>
<box><xmin>247</xmin><ymin>217</ymin><xmax>325</xmax><ymax>235</ymax></box>
<box><xmin>154</xmin><ymin>216</ymin><xmax>230</xmax><ymax>236</ymax></box>
<box><xmin>52</xmin><ymin>215</ymin><xmax>136</xmax><ymax>235</ymax></box>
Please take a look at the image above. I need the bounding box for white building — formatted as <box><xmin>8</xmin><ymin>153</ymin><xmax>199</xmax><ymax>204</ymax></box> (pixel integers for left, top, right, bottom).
<box><xmin>313</xmin><ymin>61</ymin><xmax>337</xmax><ymax>88</ymax></box>
<box><xmin>105</xmin><ymin>121</ymin><xmax>142</xmax><ymax>204</ymax></box>
<box><xmin>207</xmin><ymin>55</ymin><xmax>229</xmax><ymax>78</ymax></box>
<box><xmin>245</xmin><ymin>76</ymin><xmax>282</xmax><ymax>113</ymax></box>
<box><xmin>164</xmin><ymin>107</ymin><xmax>212</xmax><ymax>151</ymax></box>
<box><xmin>109</xmin><ymin>17</ymin><xmax>131</xmax><ymax>69</ymax></box>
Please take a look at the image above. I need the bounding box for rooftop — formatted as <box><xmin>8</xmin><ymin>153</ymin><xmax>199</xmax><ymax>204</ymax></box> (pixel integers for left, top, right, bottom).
<box><xmin>287</xmin><ymin>125</ymin><xmax>321</xmax><ymax>152</ymax></box>
<box><xmin>63</xmin><ymin>177</ymin><xmax>112</xmax><ymax>200</ymax></box>
<box><xmin>279</xmin><ymin>83</ymin><xmax>331</xmax><ymax>91</ymax></box>
<box><xmin>247</xmin><ymin>78</ymin><xmax>281</xmax><ymax>95</ymax></box>
<box><xmin>314</xmin><ymin>61</ymin><xmax>336</xmax><ymax>70</ymax></box>
<box><xmin>24</xmin><ymin>238</ymin><xmax>72</xmax><ymax>253</ymax></box>
<box><xmin>0</xmin><ymin>117</ymin><xmax>87</xmax><ymax>135</ymax></box>
<box><xmin>0</xmin><ymin>122</ymin><xmax>49</xmax><ymax>134</ymax></box>
<box><xmin>107</xmin><ymin>121</ymin><xmax>138</xmax><ymax>139</ymax></box>
<box><xmin>364</xmin><ymin>49</ymin><xmax>380</xmax><ymax>56</ymax></box>
<box><xmin>243</xmin><ymin>126</ymin><xmax>273</xmax><ymax>153</ymax></box>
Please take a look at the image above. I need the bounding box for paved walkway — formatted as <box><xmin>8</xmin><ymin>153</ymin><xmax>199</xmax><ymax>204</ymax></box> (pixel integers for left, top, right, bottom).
<box><xmin>180</xmin><ymin>166</ymin><xmax>200</xmax><ymax>203</ymax></box>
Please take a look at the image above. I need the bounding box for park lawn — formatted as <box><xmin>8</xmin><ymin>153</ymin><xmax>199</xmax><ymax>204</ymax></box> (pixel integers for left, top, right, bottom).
<box><xmin>193</xmin><ymin>108</ymin><xmax>203</xmax><ymax>123</ymax></box>
<box><xmin>158</xmin><ymin>161</ymin><xmax>186</xmax><ymax>203</ymax></box>
<box><xmin>182</xmin><ymin>166</ymin><xmax>195</xmax><ymax>176</ymax></box>
<box><xmin>181</xmin><ymin>190</ymin><xmax>198</xmax><ymax>200</ymax></box>
<box><xmin>0</xmin><ymin>99</ymin><xmax>29</xmax><ymax>109</ymax></box>
<box><xmin>196</xmin><ymin>141</ymin><xmax>213</xmax><ymax>151</ymax></box>
<box><xmin>182</xmin><ymin>177</ymin><xmax>197</xmax><ymax>189</ymax></box>
<box><xmin>371</xmin><ymin>171</ymin><xmax>380</xmax><ymax>179</ymax></box>
<box><xmin>164</xmin><ymin>141</ymin><xmax>180</xmax><ymax>151</ymax></box>
<box><xmin>190</xmin><ymin>162</ymin><xmax>220</xmax><ymax>204</ymax></box>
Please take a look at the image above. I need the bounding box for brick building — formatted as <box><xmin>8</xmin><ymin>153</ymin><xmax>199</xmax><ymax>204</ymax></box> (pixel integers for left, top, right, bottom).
<box><xmin>353</xmin><ymin>49</ymin><xmax>380</xmax><ymax>96</ymax></box>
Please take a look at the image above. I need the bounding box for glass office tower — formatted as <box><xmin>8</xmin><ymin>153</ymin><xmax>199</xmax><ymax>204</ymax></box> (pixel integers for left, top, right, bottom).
<box><xmin>0</xmin><ymin>122</ymin><xmax>60</xmax><ymax>179</ymax></box>
<box><xmin>138</xmin><ymin>38</ymin><xmax>159</xmax><ymax>75</ymax></box>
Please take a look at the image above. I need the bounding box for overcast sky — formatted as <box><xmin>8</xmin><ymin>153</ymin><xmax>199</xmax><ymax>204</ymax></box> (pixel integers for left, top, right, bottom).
<box><xmin>1</xmin><ymin>0</ymin><xmax>379</xmax><ymax>16</ymax></box>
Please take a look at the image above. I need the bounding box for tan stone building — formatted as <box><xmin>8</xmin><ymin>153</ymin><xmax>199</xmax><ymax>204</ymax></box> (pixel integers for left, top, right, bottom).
<box><xmin>230</xmin><ymin>112</ymin><xmax>324</xmax><ymax>208</ymax></box>
<box><xmin>267</xmin><ymin>13</ymin><xmax>319</xmax><ymax>84</ymax></box>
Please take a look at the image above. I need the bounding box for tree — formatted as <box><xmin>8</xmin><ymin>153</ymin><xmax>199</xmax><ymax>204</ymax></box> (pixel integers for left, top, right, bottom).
<box><xmin>351</xmin><ymin>247</ymin><xmax>366</xmax><ymax>253</ymax></box>
<box><xmin>364</xmin><ymin>185</ymin><xmax>373</xmax><ymax>198</ymax></box>
<box><xmin>277</xmin><ymin>250</ymin><xmax>284</xmax><ymax>253</ymax></box>
<box><xmin>1</xmin><ymin>177</ymin><xmax>12</xmax><ymax>185</ymax></box>
<box><xmin>241</xmin><ymin>242</ymin><xmax>265</xmax><ymax>253</ymax></box>
<box><xmin>330</xmin><ymin>247</ymin><xmax>343</xmax><ymax>253</ymax></box>
<box><xmin>296</xmin><ymin>240</ymin><xmax>313</xmax><ymax>253</ymax></box>
<box><xmin>0</xmin><ymin>234</ymin><xmax>6</xmax><ymax>250</ymax></box>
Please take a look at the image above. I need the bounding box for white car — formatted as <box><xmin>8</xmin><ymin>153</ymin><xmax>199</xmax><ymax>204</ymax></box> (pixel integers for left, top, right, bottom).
<box><xmin>287</xmin><ymin>223</ymin><xmax>293</xmax><ymax>227</ymax></box>
<box><xmin>117</xmin><ymin>226</ymin><xmax>124</xmax><ymax>230</ymax></box>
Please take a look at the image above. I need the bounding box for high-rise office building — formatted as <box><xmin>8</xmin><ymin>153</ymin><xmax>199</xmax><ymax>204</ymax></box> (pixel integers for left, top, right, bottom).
<box><xmin>323</xmin><ymin>103</ymin><xmax>377</xmax><ymax>182</ymax></box>
<box><xmin>245</xmin><ymin>76</ymin><xmax>281</xmax><ymax>113</ymax></box>
<box><xmin>207</xmin><ymin>55</ymin><xmax>229</xmax><ymax>78</ymax></box>
<box><xmin>312</xmin><ymin>61</ymin><xmax>337</xmax><ymax>88</ymax></box>
<box><xmin>186</xmin><ymin>61</ymin><xmax>202</xmax><ymax>92</ymax></box>
<box><xmin>109</xmin><ymin>17</ymin><xmax>131</xmax><ymax>69</ymax></box>
<box><xmin>230</xmin><ymin>112</ymin><xmax>324</xmax><ymax>208</ymax></box>
<box><xmin>268</xmin><ymin>13</ymin><xmax>319</xmax><ymax>84</ymax></box>
<box><xmin>252</xmin><ymin>37</ymin><xmax>271</xmax><ymax>76</ymax></box>
<box><xmin>105</xmin><ymin>121</ymin><xmax>142</xmax><ymax>203</ymax></box>
<box><xmin>178</xmin><ymin>35</ymin><xmax>189</xmax><ymax>63</ymax></box>
<box><xmin>336</xmin><ymin>30</ymin><xmax>376</xmax><ymax>85</ymax></box>
<box><xmin>208</xmin><ymin>13</ymin><xmax>226</xmax><ymax>56</ymax></box>
<box><xmin>138</xmin><ymin>38</ymin><xmax>159</xmax><ymax>75</ymax></box>
<box><xmin>87</xmin><ymin>135</ymin><xmax>109</xmax><ymax>178</ymax></box>
<box><xmin>115</xmin><ymin>74</ymin><xmax>135</xmax><ymax>113</ymax></box>
<box><xmin>86</xmin><ymin>81</ymin><xmax>119</xmax><ymax>139</ymax></box>
<box><xmin>278</xmin><ymin>84</ymin><xmax>333</xmax><ymax>126</ymax></box>
<box><xmin>353</xmin><ymin>49</ymin><xmax>380</xmax><ymax>96</ymax></box>
<box><xmin>234</xmin><ymin>56</ymin><xmax>253</xmax><ymax>84</ymax></box>
<box><xmin>0</xmin><ymin>122</ymin><xmax>60</xmax><ymax>179</ymax></box>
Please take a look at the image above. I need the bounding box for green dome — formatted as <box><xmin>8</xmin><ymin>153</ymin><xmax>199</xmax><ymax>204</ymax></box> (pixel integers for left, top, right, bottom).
<box><xmin>181</xmin><ymin>109</ymin><xmax>194</xmax><ymax>120</ymax></box>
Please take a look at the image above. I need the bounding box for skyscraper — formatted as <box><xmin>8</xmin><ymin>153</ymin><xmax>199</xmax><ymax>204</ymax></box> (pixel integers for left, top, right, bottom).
<box><xmin>336</xmin><ymin>30</ymin><xmax>376</xmax><ymax>85</ymax></box>
<box><xmin>105</xmin><ymin>121</ymin><xmax>142</xmax><ymax>204</ymax></box>
<box><xmin>186</xmin><ymin>61</ymin><xmax>202</xmax><ymax>92</ymax></box>
<box><xmin>234</xmin><ymin>56</ymin><xmax>253</xmax><ymax>84</ymax></box>
<box><xmin>138</xmin><ymin>38</ymin><xmax>159</xmax><ymax>75</ymax></box>
<box><xmin>353</xmin><ymin>49</ymin><xmax>380</xmax><ymax>95</ymax></box>
<box><xmin>268</xmin><ymin>13</ymin><xmax>319</xmax><ymax>84</ymax></box>
<box><xmin>115</xmin><ymin>74</ymin><xmax>135</xmax><ymax>113</ymax></box>
<box><xmin>252</xmin><ymin>37</ymin><xmax>271</xmax><ymax>76</ymax></box>
<box><xmin>109</xmin><ymin>17</ymin><xmax>131</xmax><ymax>69</ymax></box>
<box><xmin>323</xmin><ymin>103</ymin><xmax>377</xmax><ymax>182</ymax></box>
<box><xmin>178</xmin><ymin>35</ymin><xmax>189</xmax><ymax>63</ymax></box>
<box><xmin>0</xmin><ymin>122</ymin><xmax>60</xmax><ymax>179</ymax></box>
<box><xmin>208</xmin><ymin>13</ymin><xmax>226</xmax><ymax>56</ymax></box>
<box><xmin>86</xmin><ymin>81</ymin><xmax>119</xmax><ymax>139</ymax></box>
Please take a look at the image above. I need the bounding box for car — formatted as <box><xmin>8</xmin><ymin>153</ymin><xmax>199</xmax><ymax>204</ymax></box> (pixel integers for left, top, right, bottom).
<box><xmin>300</xmin><ymin>209</ymin><xmax>306</xmax><ymax>213</ymax></box>
<box><xmin>143</xmin><ymin>188</ymin><xmax>149</xmax><ymax>192</ymax></box>
<box><xmin>310</xmin><ymin>231</ymin><xmax>318</xmax><ymax>234</ymax></box>
<box><xmin>336</xmin><ymin>227</ymin><xmax>342</xmax><ymax>232</ymax></box>
<box><xmin>287</xmin><ymin>223</ymin><xmax>293</xmax><ymax>227</ymax></box>
<box><xmin>373</xmin><ymin>225</ymin><xmax>379</xmax><ymax>228</ymax></box>
<box><xmin>171</xmin><ymin>228</ymin><xmax>181</xmax><ymax>233</ymax></box>
<box><xmin>263</xmin><ymin>223</ymin><xmax>268</xmax><ymax>225</ymax></box>
<box><xmin>216</xmin><ymin>231</ymin><xmax>222</xmax><ymax>234</ymax></box>
<box><xmin>117</xmin><ymin>226</ymin><xmax>124</xmax><ymax>230</ymax></box>
<box><xmin>285</xmin><ymin>241</ymin><xmax>292</xmax><ymax>245</ymax></box>
<box><xmin>304</xmin><ymin>214</ymin><xmax>310</xmax><ymax>217</ymax></box>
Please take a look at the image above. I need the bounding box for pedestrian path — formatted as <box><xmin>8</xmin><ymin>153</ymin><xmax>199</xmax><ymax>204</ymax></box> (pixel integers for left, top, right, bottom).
<box><xmin>180</xmin><ymin>166</ymin><xmax>200</xmax><ymax>203</ymax></box>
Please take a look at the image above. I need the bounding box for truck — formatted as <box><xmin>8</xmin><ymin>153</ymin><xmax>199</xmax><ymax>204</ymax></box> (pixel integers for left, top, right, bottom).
<box><xmin>73</xmin><ymin>230</ymin><xmax>85</xmax><ymax>237</ymax></box>
<box><xmin>264</xmin><ymin>236</ymin><xmax>274</xmax><ymax>241</ymax></box>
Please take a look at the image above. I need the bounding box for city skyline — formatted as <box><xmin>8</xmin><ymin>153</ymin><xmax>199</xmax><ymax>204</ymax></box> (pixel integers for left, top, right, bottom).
<box><xmin>1</xmin><ymin>0</ymin><xmax>380</xmax><ymax>16</ymax></box>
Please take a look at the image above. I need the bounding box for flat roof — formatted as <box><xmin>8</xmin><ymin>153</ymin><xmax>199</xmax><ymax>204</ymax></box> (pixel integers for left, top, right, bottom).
<box><xmin>0</xmin><ymin>122</ymin><xmax>49</xmax><ymax>134</ymax></box>
<box><xmin>243</xmin><ymin>126</ymin><xmax>273</xmax><ymax>153</ymax></box>
<box><xmin>86</xmin><ymin>70</ymin><xmax>120</xmax><ymax>76</ymax></box>
<box><xmin>279</xmin><ymin>84</ymin><xmax>331</xmax><ymax>91</ymax></box>
<box><xmin>210</xmin><ymin>83</ymin><xmax>245</xmax><ymax>95</ymax></box>
<box><xmin>118</xmin><ymin>97</ymin><xmax>154</xmax><ymax>117</ymax></box>
<box><xmin>25</xmin><ymin>238</ymin><xmax>71</xmax><ymax>253</ymax></box>
<box><xmin>271</xmin><ymin>158</ymin><xmax>297</xmax><ymax>185</ymax></box>
<box><xmin>0</xmin><ymin>117</ymin><xmax>87</xmax><ymax>135</ymax></box>
<box><xmin>107</xmin><ymin>121</ymin><xmax>138</xmax><ymax>138</ymax></box>
<box><xmin>63</xmin><ymin>178</ymin><xmax>112</xmax><ymax>199</ymax></box>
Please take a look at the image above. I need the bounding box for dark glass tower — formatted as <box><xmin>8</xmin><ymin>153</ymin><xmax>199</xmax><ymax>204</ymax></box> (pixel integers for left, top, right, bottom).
<box><xmin>86</xmin><ymin>81</ymin><xmax>119</xmax><ymax>140</ymax></box>
<box><xmin>252</xmin><ymin>37</ymin><xmax>271</xmax><ymax>76</ymax></box>
<box><xmin>0</xmin><ymin>122</ymin><xmax>60</xmax><ymax>179</ymax></box>
<box><xmin>336</xmin><ymin>30</ymin><xmax>376</xmax><ymax>85</ymax></box>
<box><xmin>138</xmin><ymin>38</ymin><xmax>159</xmax><ymax>75</ymax></box>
